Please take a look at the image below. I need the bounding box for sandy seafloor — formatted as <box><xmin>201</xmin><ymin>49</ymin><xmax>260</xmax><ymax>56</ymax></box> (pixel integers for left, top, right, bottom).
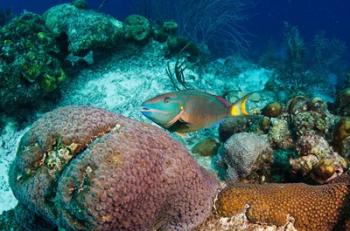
<box><xmin>0</xmin><ymin>41</ymin><xmax>283</xmax><ymax>214</ymax></box>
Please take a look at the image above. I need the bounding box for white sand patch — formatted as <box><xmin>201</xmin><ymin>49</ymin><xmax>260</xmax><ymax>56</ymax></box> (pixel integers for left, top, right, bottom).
<box><xmin>0</xmin><ymin>121</ymin><xmax>28</xmax><ymax>214</ymax></box>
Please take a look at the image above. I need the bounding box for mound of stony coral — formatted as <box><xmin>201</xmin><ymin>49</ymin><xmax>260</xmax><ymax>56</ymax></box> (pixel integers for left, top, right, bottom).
<box><xmin>9</xmin><ymin>106</ymin><xmax>219</xmax><ymax>230</ymax></box>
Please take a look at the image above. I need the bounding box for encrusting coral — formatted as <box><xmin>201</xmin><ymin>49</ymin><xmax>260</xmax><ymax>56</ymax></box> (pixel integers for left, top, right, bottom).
<box><xmin>9</xmin><ymin>106</ymin><xmax>219</xmax><ymax>231</ymax></box>
<box><xmin>268</xmin><ymin>118</ymin><xmax>294</xmax><ymax>149</ymax></box>
<box><xmin>288</xmin><ymin>96</ymin><xmax>333</xmax><ymax>136</ymax></box>
<box><xmin>0</xmin><ymin>13</ymin><xmax>65</xmax><ymax>115</ymax></box>
<box><xmin>333</xmin><ymin>117</ymin><xmax>350</xmax><ymax>157</ymax></box>
<box><xmin>124</xmin><ymin>15</ymin><xmax>152</xmax><ymax>43</ymax></box>
<box><xmin>262</xmin><ymin>101</ymin><xmax>283</xmax><ymax>117</ymax></box>
<box><xmin>223</xmin><ymin>132</ymin><xmax>273</xmax><ymax>182</ymax></box>
<box><xmin>290</xmin><ymin>131</ymin><xmax>347</xmax><ymax>184</ymax></box>
<box><xmin>214</xmin><ymin>175</ymin><xmax>350</xmax><ymax>231</ymax></box>
<box><xmin>44</xmin><ymin>4</ymin><xmax>124</xmax><ymax>53</ymax></box>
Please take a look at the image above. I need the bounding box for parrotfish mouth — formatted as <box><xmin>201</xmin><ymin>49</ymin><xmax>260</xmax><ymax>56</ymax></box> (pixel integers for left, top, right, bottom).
<box><xmin>140</xmin><ymin>107</ymin><xmax>172</xmax><ymax>115</ymax></box>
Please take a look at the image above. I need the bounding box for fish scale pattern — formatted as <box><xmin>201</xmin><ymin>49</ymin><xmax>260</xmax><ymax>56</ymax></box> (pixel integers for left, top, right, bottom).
<box><xmin>9</xmin><ymin>106</ymin><xmax>219</xmax><ymax>231</ymax></box>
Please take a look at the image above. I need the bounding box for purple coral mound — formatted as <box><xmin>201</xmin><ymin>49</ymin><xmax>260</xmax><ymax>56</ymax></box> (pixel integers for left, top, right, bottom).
<box><xmin>10</xmin><ymin>106</ymin><xmax>219</xmax><ymax>231</ymax></box>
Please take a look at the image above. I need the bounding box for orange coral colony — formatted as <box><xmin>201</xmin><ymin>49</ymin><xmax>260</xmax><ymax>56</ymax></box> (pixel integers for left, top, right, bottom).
<box><xmin>215</xmin><ymin>179</ymin><xmax>350</xmax><ymax>231</ymax></box>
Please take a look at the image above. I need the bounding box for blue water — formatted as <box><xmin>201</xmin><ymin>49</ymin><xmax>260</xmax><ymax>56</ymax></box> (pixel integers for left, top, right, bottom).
<box><xmin>1</xmin><ymin>0</ymin><xmax>349</xmax><ymax>57</ymax></box>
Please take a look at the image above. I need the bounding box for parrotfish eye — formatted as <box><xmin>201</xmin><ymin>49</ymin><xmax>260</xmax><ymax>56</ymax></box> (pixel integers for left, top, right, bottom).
<box><xmin>163</xmin><ymin>96</ymin><xmax>170</xmax><ymax>103</ymax></box>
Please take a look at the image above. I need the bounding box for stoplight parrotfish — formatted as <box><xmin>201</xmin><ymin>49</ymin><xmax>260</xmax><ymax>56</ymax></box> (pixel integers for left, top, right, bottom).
<box><xmin>141</xmin><ymin>90</ymin><xmax>258</xmax><ymax>135</ymax></box>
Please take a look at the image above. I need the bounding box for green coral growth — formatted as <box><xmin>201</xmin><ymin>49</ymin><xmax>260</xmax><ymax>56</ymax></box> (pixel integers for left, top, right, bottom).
<box><xmin>124</xmin><ymin>15</ymin><xmax>151</xmax><ymax>43</ymax></box>
<box><xmin>0</xmin><ymin>13</ymin><xmax>65</xmax><ymax>115</ymax></box>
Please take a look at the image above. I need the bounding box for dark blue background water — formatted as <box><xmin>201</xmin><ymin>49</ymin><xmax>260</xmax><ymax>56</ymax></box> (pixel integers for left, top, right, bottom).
<box><xmin>1</xmin><ymin>0</ymin><xmax>349</xmax><ymax>58</ymax></box>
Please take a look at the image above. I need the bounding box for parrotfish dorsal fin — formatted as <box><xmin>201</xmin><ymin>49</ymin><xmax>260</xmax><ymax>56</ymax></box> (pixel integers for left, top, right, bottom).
<box><xmin>214</xmin><ymin>95</ymin><xmax>231</xmax><ymax>108</ymax></box>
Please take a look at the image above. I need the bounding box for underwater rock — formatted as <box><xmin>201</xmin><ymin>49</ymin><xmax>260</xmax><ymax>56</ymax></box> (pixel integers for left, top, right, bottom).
<box><xmin>214</xmin><ymin>175</ymin><xmax>350</xmax><ymax>231</ymax></box>
<box><xmin>191</xmin><ymin>137</ymin><xmax>220</xmax><ymax>157</ymax></box>
<box><xmin>333</xmin><ymin>117</ymin><xmax>350</xmax><ymax>157</ymax></box>
<box><xmin>290</xmin><ymin>131</ymin><xmax>347</xmax><ymax>184</ymax></box>
<box><xmin>71</xmin><ymin>0</ymin><xmax>87</xmax><ymax>9</ymax></box>
<box><xmin>218</xmin><ymin>117</ymin><xmax>252</xmax><ymax>142</ymax></box>
<box><xmin>124</xmin><ymin>15</ymin><xmax>151</xmax><ymax>43</ymax></box>
<box><xmin>9</xmin><ymin>106</ymin><xmax>219</xmax><ymax>231</ymax></box>
<box><xmin>162</xmin><ymin>21</ymin><xmax>178</xmax><ymax>35</ymax></box>
<box><xmin>44</xmin><ymin>4</ymin><xmax>124</xmax><ymax>53</ymax></box>
<box><xmin>0</xmin><ymin>204</ymin><xmax>55</xmax><ymax>231</ymax></box>
<box><xmin>335</xmin><ymin>88</ymin><xmax>350</xmax><ymax>116</ymax></box>
<box><xmin>259</xmin><ymin>116</ymin><xmax>271</xmax><ymax>132</ymax></box>
<box><xmin>288</xmin><ymin>96</ymin><xmax>334</xmax><ymax>137</ymax></box>
<box><xmin>268</xmin><ymin>118</ymin><xmax>294</xmax><ymax>149</ymax></box>
<box><xmin>152</xmin><ymin>20</ymin><xmax>178</xmax><ymax>43</ymax></box>
<box><xmin>262</xmin><ymin>101</ymin><xmax>283</xmax><ymax>117</ymax></box>
<box><xmin>291</xmin><ymin>111</ymin><xmax>332</xmax><ymax>136</ymax></box>
<box><xmin>223</xmin><ymin>132</ymin><xmax>273</xmax><ymax>182</ymax></box>
<box><xmin>197</xmin><ymin>212</ymin><xmax>297</xmax><ymax>231</ymax></box>
<box><xmin>0</xmin><ymin>13</ymin><xmax>65</xmax><ymax>115</ymax></box>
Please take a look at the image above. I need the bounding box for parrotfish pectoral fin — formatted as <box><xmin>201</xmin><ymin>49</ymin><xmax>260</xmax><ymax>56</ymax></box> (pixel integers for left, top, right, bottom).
<box><xmin>164</xmin><ymin>107</ymin><xmax>185</xmax><ymax>128</ymax></box>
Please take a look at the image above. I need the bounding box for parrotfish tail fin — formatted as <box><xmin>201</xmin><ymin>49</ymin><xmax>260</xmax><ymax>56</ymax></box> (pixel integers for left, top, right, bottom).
<box><xmin>229</xmin><ymin>93</ymin><xmax>252</xmax><ymax>117</ymax></box>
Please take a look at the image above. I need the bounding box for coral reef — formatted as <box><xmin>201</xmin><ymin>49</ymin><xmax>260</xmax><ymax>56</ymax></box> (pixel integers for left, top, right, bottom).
<box><xmin>288</xmin><ymin>96</ymin><xmax>334</xmax><ymax>136</ymax></box>
<box><xmin>335</xmin><ymin>88</ymin><xmax>350</xmax><ymax>116</ymax></box>
<box><xmin>223</xmin><ymin>132</ymin><xmax>273</xmax><ymax>182</ymax></box>
<box><xmin>151</xmin><ymin>20</ymin><xmax>178</xmax><ymax>43</ymax></box>
<box><xmin>268</xmin><ymin>118</ymin><xmax>294</xmax><ymax>149</ymax></box>
<box><xmin>44</xmin><ymin>4</ymin><xmax>124</xmax><ymax>54</ymax></box>
<box><xmin>218</xmin><ymin>117</ymin><xmax>253</xmax><ymax>142</ymax></box>
<box><xmin>262</xmin><ymin>101</ymin><xmax>283</xmax><ymax>117</ymax></box>
<box><xmin>290</xmin><ymin>131</ymin><xmax>347</xmax><ymax>184</ymax></box>
<box><xmin>333</xmin><ymin>117</ymin><xmax>350</xmax><ymax>157</ymax></box>
<box><xmin>0</xmin><ymin>204</ymin><xmax>54</xmax><ymax>231</ymax></box>
<box><xmin>124</xmin><ymin>15</ymin><xmax>151</xmax><ymax>43</ymax></box>
<box><xmin>215</xmin><ymin>176</ymin><xmax>350</xmax><ymax>231</ymax></box>
<box><xmin>71</xmin><ymin>0</ymin><xmax>88</xmax><ymax>9</ymax></box>
<box><xmin>130</xmin><ymin>0</ymin><xmax>250</xmax><ymax>56</ymax></box>
<box><xmin>9</xmin><ymin>106</ymin><xmax>219</xmax><ymax>230</ymax></box>
<box><xmin>0</xmin><ymin>13</ymin><xmax>65</xmax><ymax>115</ymax></box>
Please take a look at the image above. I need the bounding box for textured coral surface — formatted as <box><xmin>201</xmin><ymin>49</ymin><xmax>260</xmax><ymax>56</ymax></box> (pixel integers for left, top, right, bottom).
<box><xmin>215</xmin><ymin>177</ymin><xmax>350</xmax><ymax>231</ymax></box>
<box><xmin>9</xmin><ymin>106</ymin><xmax>219</xmax><ymax>231</ymax></box>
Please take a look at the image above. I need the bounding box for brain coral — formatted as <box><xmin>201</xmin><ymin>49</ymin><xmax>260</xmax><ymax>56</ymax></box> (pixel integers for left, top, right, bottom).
<box><xmin>223</xmin><ymin>132</ymin><xmax>273</xmax><ymax>182</ymax></box>
<box><xmin>9</xmin><ymin>106</ymin><xmax>219</xmax><ymax>231</ymax></box>
<box><xmin>215</xmin><ymin>176</ymin><xmax>350</xmax><ymax>231</ymax></box>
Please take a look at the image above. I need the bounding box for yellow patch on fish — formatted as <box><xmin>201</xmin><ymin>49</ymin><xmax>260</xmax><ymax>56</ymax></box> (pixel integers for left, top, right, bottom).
<box><xmin>241</xmin><ymin>97</ymin><xmax>249</xmax><ymax>115</ymax></box>
<box><xmin>230</xmin><ymin>105</ymin><xmax>240</xmax><ymax>116</ymax></box>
